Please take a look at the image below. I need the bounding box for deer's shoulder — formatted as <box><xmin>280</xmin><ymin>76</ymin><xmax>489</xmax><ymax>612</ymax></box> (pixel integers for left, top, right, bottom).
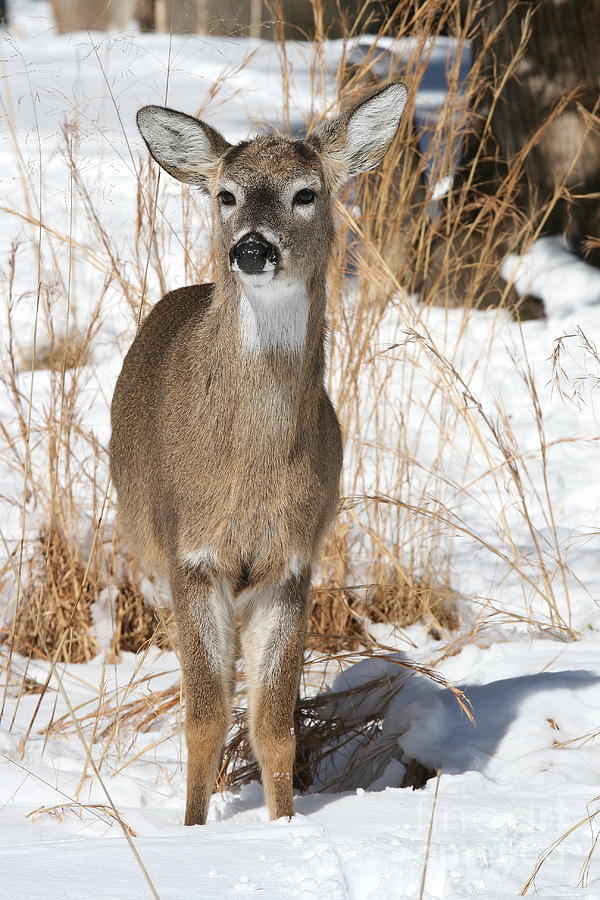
<box><xmin>142</xmin><ymin>282</ymin><xmax>215</xmax><ymax>335</ymax></box>
<box><xmin>119</xmin><ymin>283</ymin><xmax>215</xmax><ymax>384</ymax></box>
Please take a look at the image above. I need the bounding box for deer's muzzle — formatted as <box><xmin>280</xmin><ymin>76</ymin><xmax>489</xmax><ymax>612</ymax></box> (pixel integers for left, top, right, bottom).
<box><xmin>230</xmin><ymin>233</ymin><xmax>279</xmax><ymax>275</ymax></box>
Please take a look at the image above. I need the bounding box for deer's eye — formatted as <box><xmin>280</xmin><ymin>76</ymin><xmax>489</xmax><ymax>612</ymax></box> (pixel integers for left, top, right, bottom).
<box><xmin>217</xmin><ymin>190</ymin><xmax>236</xmax><ymax>206</ymax></box>
<box><xmin>294</xmin><ymin>188</ymin><xmax>316</xmax><ymax>205</ymax></box>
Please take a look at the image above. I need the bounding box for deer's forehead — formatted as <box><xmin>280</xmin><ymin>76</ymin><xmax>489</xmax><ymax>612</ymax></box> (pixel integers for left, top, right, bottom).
<box><xmin>220</xmin><ymin>137</ymin><xmax>322</xmax><ymax>189</ymax></box>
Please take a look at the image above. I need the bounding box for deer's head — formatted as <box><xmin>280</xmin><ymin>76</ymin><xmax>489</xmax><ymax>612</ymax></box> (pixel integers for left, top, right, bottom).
<box><xmin>137</xmin><ymin>83</ymin><xmax>408</xmax><ymax>290</ymax></box>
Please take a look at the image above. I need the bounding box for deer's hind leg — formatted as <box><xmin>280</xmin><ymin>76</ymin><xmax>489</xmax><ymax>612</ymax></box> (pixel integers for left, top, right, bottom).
<box><xmin>239</xmin><ymin>571</ymin><xmax>310</xmax><ymax>820</ymax></box>
<box><xmin>171</xmin><ymin>564</ymin><xmax>236</xmax><ymax>826</ymax></box>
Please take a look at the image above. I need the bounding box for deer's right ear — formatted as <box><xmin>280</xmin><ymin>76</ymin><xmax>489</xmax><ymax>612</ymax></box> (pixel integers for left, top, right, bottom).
<box><xmin>136</xmin><ymin>106</ymin><xmax>231</xmax><ymax>189</ymax></box>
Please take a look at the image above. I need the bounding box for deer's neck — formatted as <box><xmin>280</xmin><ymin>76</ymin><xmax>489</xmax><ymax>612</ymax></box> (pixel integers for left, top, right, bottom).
<box><xmin>207</xmin><ymin>269</ymin><xmax>327</xmax><ymax>438</ymax></box>
<box><xmin>211</xmin><ymin>268</ymin><xmax>326</xmax><ymax>371</ymax></box>
<box><xmin>239</xmin><ymin>278</ymin><xmax>308</xmax><ymax>356</ymax></box>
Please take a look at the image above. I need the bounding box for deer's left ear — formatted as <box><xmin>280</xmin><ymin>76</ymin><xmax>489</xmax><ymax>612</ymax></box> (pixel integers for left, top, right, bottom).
<box><xmin>308</xmin><ymin>82</ymin><xmax>408</xmax><ymax>184</ymax></box>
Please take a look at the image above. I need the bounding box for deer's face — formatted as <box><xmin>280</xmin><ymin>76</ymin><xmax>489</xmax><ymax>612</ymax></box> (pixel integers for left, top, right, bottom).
<box><xmin>215</xmin><ymin>136</ymin><xmax>332</xmax><ymax>287</ymax></box>
<box><xmin>136</xmin><ymin>83</ymin><xmax>407</xmax><ymax>292</ymax></box>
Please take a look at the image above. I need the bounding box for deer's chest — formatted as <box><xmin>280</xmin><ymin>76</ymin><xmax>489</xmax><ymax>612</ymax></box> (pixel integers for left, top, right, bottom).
<box><xmin>177</xmin><ymin>452</ymin><xmax>317</xmax><ymax>588</ymax></box>
<box><xmin>164</xmin><ymin>340</ymin><xmax>324</xmax><ymax>583</ymax></box>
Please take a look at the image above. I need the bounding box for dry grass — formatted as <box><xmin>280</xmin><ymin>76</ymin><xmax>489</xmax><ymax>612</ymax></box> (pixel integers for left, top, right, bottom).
<box><xmin>5</xmin><ymin>527</ymin><xmax>98</xmax><ymax>664</ymax></box>
<box><xmin>307</xmin><ymin>574</ymin><xmax>460</xmax><ymax>652</ymax></box>
<box><xmin>520</xmin><ymin>794</ymin><xmax>600</xmax><ymax>894</ymax></box>
<box><xmin>307</xmin><ymin>586</ymin><xmax>366</xmax><ymax>652</ymax></box>
<box><xmin>111</xmin><ymin>578</ymin><xmax>175</xmax><ymax>657</ymax></box>
<box><xmin>41</xmin><ymin>649</ymin><xmax>464</xmax><ymax>795</ymax></box>
<box><xmin>359</xmin><ymin>572</ymin><xmax>460</xmax><ymax>636</ymax></box>
<box><xmin>19</xmin><ymin>331</ymin><xmax>91</xmax><ymax>373</ymax></box>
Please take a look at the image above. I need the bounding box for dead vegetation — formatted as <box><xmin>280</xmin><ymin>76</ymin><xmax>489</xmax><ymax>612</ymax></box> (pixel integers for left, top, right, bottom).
<box><xmin>40</xmin><ymin>651</ymin><xmax>465</xmax><ymax>795</ymax></box>
<box><xmin>307</xmin><ymin>574</ymin><xmax>461</xmax><ymax>653</ymax></box>
<box><xmin>6</xmin><ymin>527</ymin><xmax>98</xmax><ymax>664</ymax></box>
<box><xmin>359</xmin><ymin>575</ymin><xmax>461</xmax><ymax>638</ymax></box>
<box><xmin>19</xmin><ymin>331</ymin><xmax>91</xmax><ymax>373</ymax></box>
<box><xmin>111</xmin><ymin>577</ymin><xmax>175</xmax><ymax>658</ymax></box>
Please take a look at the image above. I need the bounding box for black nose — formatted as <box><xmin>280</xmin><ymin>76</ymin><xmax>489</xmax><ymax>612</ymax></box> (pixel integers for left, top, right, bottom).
<box><xmin>230</xmin><ymin>232</ymin><xmax>278</xmax><ymax>275</ymax></box>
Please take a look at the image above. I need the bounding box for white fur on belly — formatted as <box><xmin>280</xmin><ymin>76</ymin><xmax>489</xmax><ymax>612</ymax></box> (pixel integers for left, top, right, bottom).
<box><xmin>240</xmin><ymin>278</ymin><xmax>308</xmax><ymax>354</ymax></box>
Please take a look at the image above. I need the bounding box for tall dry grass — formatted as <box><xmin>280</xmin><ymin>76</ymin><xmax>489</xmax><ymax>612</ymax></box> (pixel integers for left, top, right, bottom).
<box><xmin>0</xmin><ymin>0</ymin><xmax>598</xmax><ymax>810</ymax></box>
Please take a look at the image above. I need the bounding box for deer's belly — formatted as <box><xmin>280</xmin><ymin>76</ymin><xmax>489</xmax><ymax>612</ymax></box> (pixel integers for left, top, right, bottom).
<box><xmin>179</xmin><ymin>526</ymin><xmax>309</xmax><ymax>592</ymax></box>
<box><xmin>176</xmin><ymin>478</ymin><xmax>320</xmax><ymax>588</ymax></box>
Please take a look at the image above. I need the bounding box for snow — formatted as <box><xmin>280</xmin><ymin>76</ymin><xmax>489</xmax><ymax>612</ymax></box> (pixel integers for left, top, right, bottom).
<box><xmin>504</xmin><ymin>236</ymin><xmax>600</xmax><ymax>319</ymax></box>
<box><xmin>1</xmin><ymin>4</ymin><xmax>600</xmax><ymax>897</ymax></box>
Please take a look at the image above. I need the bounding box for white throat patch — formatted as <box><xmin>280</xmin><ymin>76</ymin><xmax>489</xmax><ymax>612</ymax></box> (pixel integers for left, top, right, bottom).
<box><xmin>239</xmin><ymin>278</ymin><xmax>308</xmax><ymax>355</ymax></box>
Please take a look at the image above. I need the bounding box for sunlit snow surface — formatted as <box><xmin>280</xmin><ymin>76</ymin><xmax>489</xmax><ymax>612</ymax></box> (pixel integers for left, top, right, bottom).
<box><xmin>1</xmin><ymin>4</ymin><xmax>600</xmax><ymax>897</ymax></box>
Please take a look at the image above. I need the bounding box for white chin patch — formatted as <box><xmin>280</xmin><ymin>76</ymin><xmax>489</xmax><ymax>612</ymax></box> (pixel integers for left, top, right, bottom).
<box><xmin>236</xmin><ymin>269</ymin><xmax>276</xmax><ymax>287</ymax></box>
<box><xmin>239</xmin><ymin>277</ymin><xmax>308</xmax><ymax>355</ymax></box>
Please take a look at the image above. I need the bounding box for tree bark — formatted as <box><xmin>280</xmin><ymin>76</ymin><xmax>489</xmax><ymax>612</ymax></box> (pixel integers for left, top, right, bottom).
<box><xmin>50</xmin><ymin>0</ymin><xmax>136</xmax><ymax>32</ymax></box>
<box><xmin>158</xmin><ymin>0</ymin><xmax>347</xmax><ymax>38</ymax></box>
<box><xmin>465</xmin><ymin>0</ymin><xmax>600</xmax><ymax>265</ymax></box>
<box><xmin>137</xmin><ymin>0</ymin><xmax>156</xmax><ymax>32</ymax></box>
<box><xmin>418</xmin><ymin>0</ymin><xmax>600</xmax><ymax>317</ymax></box>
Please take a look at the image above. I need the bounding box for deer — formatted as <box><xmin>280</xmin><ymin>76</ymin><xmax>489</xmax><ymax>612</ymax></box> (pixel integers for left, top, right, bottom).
<box><xmin>109</xmin><ymin>81</ymin><xmax>408</xmax><ymax>826</ymax></box>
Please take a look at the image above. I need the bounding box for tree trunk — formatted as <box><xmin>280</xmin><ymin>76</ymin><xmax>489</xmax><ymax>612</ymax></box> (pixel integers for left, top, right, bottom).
<box><xmin>466</xmin><ymin>0</ymin><xmax>600</xmax><ymax>264</ymax></box>
<box><xmin>50</xmin><ymin>0</ymin><xmax>136</xmax><ymax>32</ymax></box>
<box><xmin>416</xmin><ymin>0</ymin><xmax>600</xmax><ymax>317</ymax></box>
<box><xmin>137</xmin><ymin>0</ymin><xmax>156</xmax><ymax>31</ymax></box>
<box><xmin>157</xmin><ymin>0</ymin><xmax>346</xmax><ymax>38</ymax></box>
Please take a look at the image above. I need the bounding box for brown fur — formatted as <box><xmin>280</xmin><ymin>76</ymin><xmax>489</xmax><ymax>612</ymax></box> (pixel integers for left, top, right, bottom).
<box><xmin>110</xmin><ymin>84</ymin><xmax>407</xmax><ymax>824</ymax></box>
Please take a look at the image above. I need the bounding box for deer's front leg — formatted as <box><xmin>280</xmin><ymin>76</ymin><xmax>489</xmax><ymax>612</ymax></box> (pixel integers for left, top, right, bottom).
<box><xmin>171</xmin><ymin>565</ymin><xmax>235</xmax><ymax>826</ymax></box>
<box><xmin>239</xmin><ymin>571</ymin><xmax>310</xmax><ymax>820</ymax></box>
